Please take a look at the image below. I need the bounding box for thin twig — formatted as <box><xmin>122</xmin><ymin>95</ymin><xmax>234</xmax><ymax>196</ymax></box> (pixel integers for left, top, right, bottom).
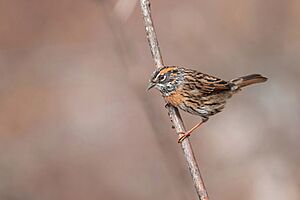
<box><xmin>100</xmin><ymin>2</ymin><xmax>190</xmax><ymax>198</ymax></box>
<box><xmin>139</xmin><ymin>0</ymin><xmax>209</xmax><ymax>200</ymax></box>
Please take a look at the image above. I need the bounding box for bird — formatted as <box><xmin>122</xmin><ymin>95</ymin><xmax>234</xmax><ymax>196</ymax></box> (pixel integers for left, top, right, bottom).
<box><xmin>147</xmin><ymin>66</ymin><xmax>267</xmax><ymax>143</ymax></box>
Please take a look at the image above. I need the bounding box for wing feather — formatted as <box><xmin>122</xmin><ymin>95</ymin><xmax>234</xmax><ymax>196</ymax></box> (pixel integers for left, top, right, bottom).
<box><xmin>183</xmin><ymin>69</ymin><xmax>232</xmax><ymax>96</ymax></box>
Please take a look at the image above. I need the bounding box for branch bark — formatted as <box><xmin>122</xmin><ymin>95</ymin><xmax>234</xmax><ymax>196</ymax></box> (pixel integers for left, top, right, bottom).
<box><xmin>140</xmin><ymin>0</ymin><xmax>209</xmax><ymax>200</ymax></box>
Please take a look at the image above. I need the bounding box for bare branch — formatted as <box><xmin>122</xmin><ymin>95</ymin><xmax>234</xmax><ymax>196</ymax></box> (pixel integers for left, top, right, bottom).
<box><xmin>140</xmin><ymin>0</ymin><xmax>164</xmax><ymax>68</ymax></box>
<box><xmin>139</xmin><ymin>0</ymin><xmax>209</xmax><ymax>199</ymax></box>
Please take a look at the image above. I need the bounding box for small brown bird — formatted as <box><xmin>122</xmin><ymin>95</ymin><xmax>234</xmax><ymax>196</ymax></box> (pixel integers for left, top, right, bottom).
<box><xmin>148</xmin><ymin>66</ymin><xmax>267</xmax><ymax>143</ymax></box>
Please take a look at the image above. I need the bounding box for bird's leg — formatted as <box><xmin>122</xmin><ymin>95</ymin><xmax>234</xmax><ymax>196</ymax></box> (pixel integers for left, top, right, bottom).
<box><xmin>177</xmin><ymin>117</ymin><xmax>208</xmax><ymax>143</ymax></box>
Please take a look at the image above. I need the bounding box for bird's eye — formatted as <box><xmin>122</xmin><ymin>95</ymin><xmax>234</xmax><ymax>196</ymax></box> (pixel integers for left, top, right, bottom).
<box><xmin>159</xmin><ymin>74</ymin><xmax>167</xmax><ymax>82</ymax></box>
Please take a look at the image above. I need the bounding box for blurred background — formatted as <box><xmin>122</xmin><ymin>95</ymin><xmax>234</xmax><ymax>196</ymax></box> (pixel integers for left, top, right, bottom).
<box><xmin>0</xmin><ymin>0</ymin><xmax>299</xmax><ymax>200</ymax></box>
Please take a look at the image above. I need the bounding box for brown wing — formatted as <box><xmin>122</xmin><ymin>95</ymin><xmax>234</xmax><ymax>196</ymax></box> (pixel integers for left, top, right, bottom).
<box><xmin>183</xmin><ymin>68</ymin><xmax>232</xmax><ymax>96</ymax></box>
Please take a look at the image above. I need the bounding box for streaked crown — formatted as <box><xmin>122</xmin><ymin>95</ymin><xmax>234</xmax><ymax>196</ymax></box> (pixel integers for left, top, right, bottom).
<box><xmin>148</xmin><ymin>66</ymin><xmax>184</xmax><ymax>96</ymax></box>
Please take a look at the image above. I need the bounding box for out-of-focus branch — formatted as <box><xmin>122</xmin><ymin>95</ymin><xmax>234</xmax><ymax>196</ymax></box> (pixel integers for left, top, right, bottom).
<box><xmin>139</xmin><ymin>0</ymin><xmax>209</xmax><ymax>200</ymax></box>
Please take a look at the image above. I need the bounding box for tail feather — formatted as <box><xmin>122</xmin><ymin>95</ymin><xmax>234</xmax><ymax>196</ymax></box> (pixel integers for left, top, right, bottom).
<box><xmin>231</xmin><ymin>74</ymin><xmax>268</xmax><ymax>88</ymax></box>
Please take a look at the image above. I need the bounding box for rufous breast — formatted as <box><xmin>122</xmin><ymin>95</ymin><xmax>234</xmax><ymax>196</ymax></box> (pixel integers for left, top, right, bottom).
<box><xmin>164</xmin><ymin>92</ymin><xmax>185</xmax><ymax>107</ymax></box>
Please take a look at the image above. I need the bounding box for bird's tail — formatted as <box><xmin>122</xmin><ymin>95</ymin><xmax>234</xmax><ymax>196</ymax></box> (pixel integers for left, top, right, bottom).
<box><xmin>230</xmin><ymin>74</ymin><xmax>267</xmax><ymax>89</ymax></box>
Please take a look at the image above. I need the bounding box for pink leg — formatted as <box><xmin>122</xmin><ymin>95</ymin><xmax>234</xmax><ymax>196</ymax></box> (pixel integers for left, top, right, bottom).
<box><xmin>177</xmin><ymin>118</ymin><xmax>208</xmax><ymax>143</ymax></box>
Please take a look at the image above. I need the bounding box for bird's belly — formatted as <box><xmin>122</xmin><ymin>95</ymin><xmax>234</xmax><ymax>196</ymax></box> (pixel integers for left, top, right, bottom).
<box><xmin>165</xmin><ymin>92</ymin><xmax>228</xmax><ymax>117</ymax></box>
<box><xmin>178</xmin><ymin>102</ymin><xmax>209</xmax><ymax>116</ymax></box>
<box><xmin>165</xmin><ymin>92</ymin><xmax>210</xmax><ymax>116</ymax></box>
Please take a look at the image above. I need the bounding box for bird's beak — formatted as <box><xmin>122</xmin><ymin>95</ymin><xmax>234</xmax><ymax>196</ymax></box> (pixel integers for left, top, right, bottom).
<box><xmin>147</xmin><ymin>82</ymin><xmax>156</xmax><ymax>90</ymax></box>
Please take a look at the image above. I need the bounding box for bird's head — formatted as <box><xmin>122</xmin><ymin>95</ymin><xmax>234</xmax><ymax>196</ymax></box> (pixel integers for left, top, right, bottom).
<box><xmin>147</xmin><ymin>66</ymin><xmax>184</xmax><ymax>96</ymax></box>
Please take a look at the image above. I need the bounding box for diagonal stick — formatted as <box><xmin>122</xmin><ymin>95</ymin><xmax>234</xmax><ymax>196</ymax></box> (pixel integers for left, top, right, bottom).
<box><xmin>139</xmin><ymin>0</ymin><xmax>209</xmax><ymax>199</ymax></box>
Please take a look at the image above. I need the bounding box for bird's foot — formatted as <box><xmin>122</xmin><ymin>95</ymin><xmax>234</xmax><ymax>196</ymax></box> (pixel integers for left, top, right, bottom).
<box><xmin>177</xmin><ymin>132</ymin><xmax>190</xmax><ymax>143</ymax></box>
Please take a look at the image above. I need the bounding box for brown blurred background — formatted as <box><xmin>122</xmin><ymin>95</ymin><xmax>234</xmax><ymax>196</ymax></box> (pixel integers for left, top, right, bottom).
<box><xmin>0</xmin><ymin>0</ymin><xmax>299</xmax><ymax>200</ymax></box>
